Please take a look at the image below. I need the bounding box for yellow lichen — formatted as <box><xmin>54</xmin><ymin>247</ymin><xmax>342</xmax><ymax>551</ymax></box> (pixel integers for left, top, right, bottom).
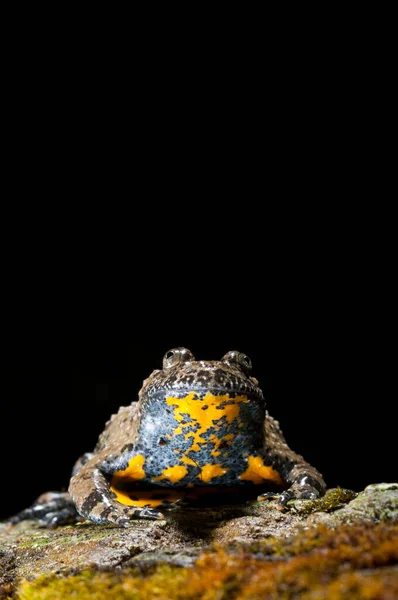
<box><xmin>14</xmin><ymin>522</ymin><xmax>398</xmax><ymax>599</ymax></box>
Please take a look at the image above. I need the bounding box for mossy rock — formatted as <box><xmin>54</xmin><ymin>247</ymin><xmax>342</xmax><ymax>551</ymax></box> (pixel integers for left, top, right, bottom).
<box><xmin>1</xmin><ymin>483</ymin><xmax>397</xmax><ymax>599</ymax></box>
<box><xmin>287</xmin><ymin>487</ymin><xmax>357</xmax><ymax>516</ymax></box>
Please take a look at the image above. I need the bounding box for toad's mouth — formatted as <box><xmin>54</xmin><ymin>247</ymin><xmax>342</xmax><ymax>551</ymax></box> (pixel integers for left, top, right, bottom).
<box><xmin>148</xmin><ymin>381</ymin><xmax>265</xmax><ymax>402</ymax></box>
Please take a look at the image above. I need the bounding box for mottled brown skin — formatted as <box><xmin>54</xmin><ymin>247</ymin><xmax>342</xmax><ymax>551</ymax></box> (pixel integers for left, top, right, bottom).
<box><xmin>8</xmin><ymin>348</ymin><xmax>326</xmax><ymax>527</ymax></box>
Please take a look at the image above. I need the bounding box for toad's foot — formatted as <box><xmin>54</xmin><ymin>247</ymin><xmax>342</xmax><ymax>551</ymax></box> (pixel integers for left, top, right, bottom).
<box><xmin>258</xmin><ymin>477</ymin><xmax>322</xmax><ymax>510</ymax></box>
<box><xmin>7</xmin><ymin>492</ymin><xmax>79</xmax><ymax>528</ymax></box>
<box><xmin>90</xmin><ymin>506</ymin><xmax>165</xmax><ymax>526</ymax></box>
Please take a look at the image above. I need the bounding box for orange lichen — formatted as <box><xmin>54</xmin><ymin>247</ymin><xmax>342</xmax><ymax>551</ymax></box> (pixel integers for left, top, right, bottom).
<box><xmin>193</xmin><ymin>522</ymin><xmax>398</xmax><ymax>599</ymax></box>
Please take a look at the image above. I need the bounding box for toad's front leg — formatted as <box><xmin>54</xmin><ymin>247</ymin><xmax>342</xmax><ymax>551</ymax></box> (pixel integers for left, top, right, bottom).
<box><xmin>259</xmin><ymin>414</ymin><xmax>326</xmax><ymax>508</ymax></box>
<box><xmin>69</xmin><ymin>453</ymin><xmax>164</xmax><ymax>526</ymax></box>
<box><xmin>7</xmin><ymin>492</ymin><xmax>79</xmax><ymax>527</ymax></box>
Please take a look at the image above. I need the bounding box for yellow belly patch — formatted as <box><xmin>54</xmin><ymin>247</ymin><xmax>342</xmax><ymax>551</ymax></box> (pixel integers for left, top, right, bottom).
<box><xmin>152</xmin><ymin>465</ymin><xmax>188</xmax><ymax>484</ymax></box>
<box><xmin>166</xmin><ymin>392</ymin><xmax>248</xmax><ymax>454</ymax></box>
<box><xmin>239</xmin><ymin>456</ymin><xmax>284</xmax><ymax>485</ymax></box>
<box><xmin>200</xmin><ymin>464</ymin><xmax>227</xmax><ymax>483</ymax></box>
<box><xmin>110</xmin><ymin>488</ymin><xmax>183</xmax><ymax>508</ymax></box>
<box><xmin>111</xmin><ymin>454</ymin><xmax>146</xmax><ymax>483</ymax></box>
<box><xmin>110</xmin><ymin>487</ymin><xmax>239</xmax><ymax>508</ymax></box>
<box><xmin>110</xmin><ymin>454</ymin><xmax>148</xmax><ymax>505</ymax></box>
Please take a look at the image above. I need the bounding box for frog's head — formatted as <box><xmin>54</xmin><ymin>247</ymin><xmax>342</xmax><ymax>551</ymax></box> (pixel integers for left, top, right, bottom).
<box><xmin>139</xmin><ymin>347</ymin><xmax>264</xmax><ymax>403</ymax></box>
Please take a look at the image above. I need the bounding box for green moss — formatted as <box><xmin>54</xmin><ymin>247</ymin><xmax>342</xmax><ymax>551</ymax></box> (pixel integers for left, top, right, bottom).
<box><xmin>289</xmin><ymin>487</ymin><xmax>357</xmax><ymax>516</ymax></box>
<box><xmin>83</xmin><ymin>532</ymin><xmax>120</xmax><ymax>543</ymax></box>
<box><xmin>19</xmin><ymin>539</ymin><xmax>50</xmax><ymax>549</ymax></box>
<box><xmin>17</xmin><ymin>532</ymin><xmax>110</xmax><ymax>549</ymax></box>
<box><xmin>13</xmin><ymin>522</ymin><xmax>398</xmax><ymax>600</ymax></box>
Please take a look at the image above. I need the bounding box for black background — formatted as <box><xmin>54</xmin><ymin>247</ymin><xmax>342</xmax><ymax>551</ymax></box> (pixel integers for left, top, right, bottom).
<box><xmin>1</xmin><ymin>25</ymin><xmax>395</xmax><ymax>523</ymax></box>
<box><xmin>1</xmin><ymin>277</ymin><xmax>395</xmax><ymax>521</ymax></box>
<box><xmin>0</xmin><ymin>195</ymin><xmax>395</xmax><ymax>520</ymax></box>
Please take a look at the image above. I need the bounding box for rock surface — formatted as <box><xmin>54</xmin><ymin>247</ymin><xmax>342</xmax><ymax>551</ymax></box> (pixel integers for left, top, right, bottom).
<box><xmin>1</xmin><ymin>483</ymin><xmax>397</xmax><ymax>599</ymax></box>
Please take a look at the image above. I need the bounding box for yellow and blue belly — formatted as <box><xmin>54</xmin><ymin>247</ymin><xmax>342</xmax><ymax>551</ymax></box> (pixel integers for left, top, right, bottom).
<box><xmin>109</xmin><ymin>392</ymin><xmax>284</xmax><ymax>507</ymax></box>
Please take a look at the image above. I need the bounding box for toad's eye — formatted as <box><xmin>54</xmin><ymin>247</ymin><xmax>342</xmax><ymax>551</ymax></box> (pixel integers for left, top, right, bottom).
<box><xmin>241</xmin><ymin>354</ymin><xmax>252</xmax><ymax>371</ymax></box>
<box><xmin>221</xmin><ymin>351</ymin><xmax>252</xmax><ymax>373</ymax></box>
<box><xmin>163</xmin><ymin>347</ymin><xmax>195</xmax><ymax>369</ymax></box>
